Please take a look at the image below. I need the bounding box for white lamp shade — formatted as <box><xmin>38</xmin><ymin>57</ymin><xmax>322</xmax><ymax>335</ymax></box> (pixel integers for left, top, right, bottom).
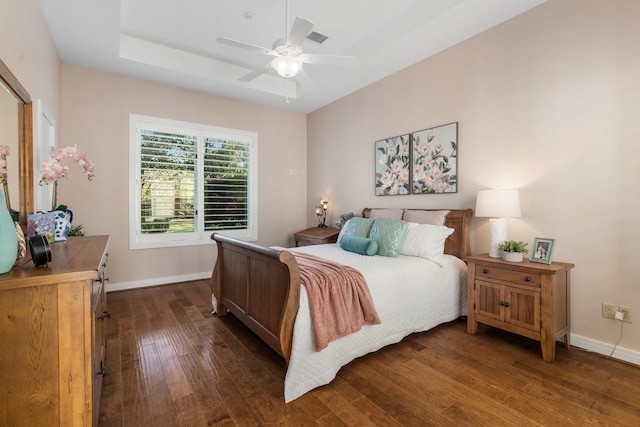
<box><xmin>475</xmin><ymin>189</ymin><xmax>521</xmax><ymax>257</ymax></box>
<box><xmin>272</xmin><ymin>55</ymin><xmax>303</xmax><ymax>78</ymax></box>
<box><xmin>475</xmin><ymin>189</ymin><xmax>521</xmax><ymax>218</ymax></box>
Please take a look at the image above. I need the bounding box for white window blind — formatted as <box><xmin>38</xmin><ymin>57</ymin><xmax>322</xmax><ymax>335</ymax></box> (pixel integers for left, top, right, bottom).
<box><xmin>203</xmin><ymin>137</ymin><xmax>250</xmax><ymax>232</ymax></box>
<box><xmin>129</xmin><ymin>115</ymin><xmax>257</xmax><ymax>249</ymax></box>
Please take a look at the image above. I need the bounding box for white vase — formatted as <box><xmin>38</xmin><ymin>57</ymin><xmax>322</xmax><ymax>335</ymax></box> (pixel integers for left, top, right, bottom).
<box><xmin>0</xmin><ymin>188</ymin><xmax>18</xmax><ymax>273</ymax></box>
<box><xmin>502</xmin><ymin>251</ymin><xmax>524</xmax><ymax>263</ymax></box>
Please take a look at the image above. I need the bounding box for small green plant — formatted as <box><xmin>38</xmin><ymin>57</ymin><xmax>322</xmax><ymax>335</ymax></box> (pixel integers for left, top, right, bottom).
<box><xmin>498</xmin><ymin>240</ymin><xmax>529</xmax><ymax>254</ymax></box>
<box><xmin>68</xmin><ymin>224</ymin><xmax>85</xmax><ymax>236</ymax></box>
<box><xmin>336</xmin><ymin>212</ymin><xmax>355</xmax><ymax>229</ymax></box>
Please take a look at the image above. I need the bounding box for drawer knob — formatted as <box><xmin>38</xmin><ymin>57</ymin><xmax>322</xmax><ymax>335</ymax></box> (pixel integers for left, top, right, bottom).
<box><xmin>97</xmin><ymin>367</ymin><xmax>107</xmax><ymax>377</ymax></box>
<box><xmin>482</xmin><ymin>269</ymin><xmax>489</xmax><ymax>274</ymax></box>
<box><xmin>524</xmin><ymin>277</ymin><xmax>531</xmax><ymax>282</ymax></box>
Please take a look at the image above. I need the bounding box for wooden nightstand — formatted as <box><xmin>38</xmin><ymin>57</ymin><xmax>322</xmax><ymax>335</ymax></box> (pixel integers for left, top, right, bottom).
<box><xmin>294</xmin><ymin>227</ymin><xmax>340</xmax><ymax>247</ymax></box>
<box><xmin>465</xmin><ymin>253</ymin><xmax>574</xmax><ymax>362</ymax></box>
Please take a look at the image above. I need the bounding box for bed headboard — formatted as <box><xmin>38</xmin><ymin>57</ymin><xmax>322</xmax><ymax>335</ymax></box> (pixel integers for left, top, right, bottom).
<box><xmin>362</xmin><ymin>208</ymin><xmax>473</xmax><ymax>259</ymax></box>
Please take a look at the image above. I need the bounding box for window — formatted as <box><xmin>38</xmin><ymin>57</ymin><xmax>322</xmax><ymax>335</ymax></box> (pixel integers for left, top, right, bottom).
<box><xmin>129</xmin><ymin>114</ymin><xmax>257</xmax><ymax>249</ymax></box>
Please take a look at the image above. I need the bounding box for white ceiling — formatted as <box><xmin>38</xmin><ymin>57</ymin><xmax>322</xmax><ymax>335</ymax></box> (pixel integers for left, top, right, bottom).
<box><xmin>38</xmin><ymin>0</ymin><xmax>545</xmax><ymax>114</ymax></box>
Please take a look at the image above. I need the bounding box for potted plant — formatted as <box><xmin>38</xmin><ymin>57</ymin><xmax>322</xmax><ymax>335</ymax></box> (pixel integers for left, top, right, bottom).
<box><xmin>336</xmin><ymin>212</ymin><xmax>355</xmax><ymax>229</ymax></box>
<box><xmin>498</xmin><ymin>240</ymin><xmax>529</xmax><ymax>262</ymax></box>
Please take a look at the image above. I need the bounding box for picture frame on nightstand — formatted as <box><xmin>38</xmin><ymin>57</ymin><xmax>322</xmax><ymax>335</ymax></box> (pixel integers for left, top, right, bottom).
<box><xmin>530</xmin><ymin>237</ymin><xmax>556</xmax><ymax>264</ymax></box>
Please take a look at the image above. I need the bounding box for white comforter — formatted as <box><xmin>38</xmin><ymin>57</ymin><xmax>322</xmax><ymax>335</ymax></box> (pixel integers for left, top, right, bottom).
<box><xmin>284</xmin><ymin>243</ymin><xmax>467</xmax><ymax>402</ymax></box>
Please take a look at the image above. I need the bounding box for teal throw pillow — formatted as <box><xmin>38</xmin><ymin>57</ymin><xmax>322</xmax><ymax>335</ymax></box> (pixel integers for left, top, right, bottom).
<box><xmin>337</xmin><ymin>217</ymin><xmax>375</xmax><ymax>243</ymax></box>
<box><xmin>368</xmin><ymin>217</ymin><xmax>409</xmax><ymax>257</ymax></box>
<box><xmin>340</xmin><ymin>235</ymin><xmax>379</xmax><ymax>256</ymax></box>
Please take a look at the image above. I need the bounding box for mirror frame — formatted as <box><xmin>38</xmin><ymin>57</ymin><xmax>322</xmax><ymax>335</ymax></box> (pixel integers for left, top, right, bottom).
<box><xmin>0</xmin><ymin>58</ymin><xmax>33</xmax><ymax>226</ymax></box>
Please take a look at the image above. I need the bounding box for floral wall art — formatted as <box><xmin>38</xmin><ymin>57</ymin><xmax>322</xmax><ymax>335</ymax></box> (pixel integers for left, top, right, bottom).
<box><xmin>411</xmin><ymin>122</ymin><xmax>458</xmax><ymax>194</ymax></box>
<box><xmin>375</xmin><ymin>134</ymin><xmax>410</xmax><ymax>195</ymax></box>
<box><xmin>375</xmin><ymin>122</ymin><xmax>458</xmax><ymax>196</ymax></box>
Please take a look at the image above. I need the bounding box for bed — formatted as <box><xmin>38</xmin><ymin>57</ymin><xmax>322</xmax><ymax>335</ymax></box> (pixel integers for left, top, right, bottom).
<box><xmin>210</xmin><ymin>208</ymin><xmax>472</xmax><ymax>402</ymax></box>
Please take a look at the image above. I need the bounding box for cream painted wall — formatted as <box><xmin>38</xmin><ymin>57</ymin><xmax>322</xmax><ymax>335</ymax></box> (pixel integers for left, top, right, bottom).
<box><xmin>0</xmin><ymin>0</ymin><xmax>61</xmax><ymax>130</ymax></box>
<box><xmin>59</xmin><ymin>65</ymin><xmax>307</xmax><ymax>288</ymax></box>
<box><xmin>308</xmin><ymin>0</ymin><xmax>640</xmax><ymax>355</ymax></box>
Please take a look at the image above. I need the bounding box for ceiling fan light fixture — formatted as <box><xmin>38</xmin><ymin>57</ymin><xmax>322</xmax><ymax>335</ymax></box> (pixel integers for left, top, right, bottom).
<box><xmin>272</xmin><ymin>55</ymin><xmax>303</xmax><ymax>78</ymax></box>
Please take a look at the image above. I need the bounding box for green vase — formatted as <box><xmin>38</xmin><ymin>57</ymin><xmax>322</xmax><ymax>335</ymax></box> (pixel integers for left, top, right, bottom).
<box><xmin>0</xmin><ymin>188</ymin><xmax>18</xmax><ymax>274</ymax></box>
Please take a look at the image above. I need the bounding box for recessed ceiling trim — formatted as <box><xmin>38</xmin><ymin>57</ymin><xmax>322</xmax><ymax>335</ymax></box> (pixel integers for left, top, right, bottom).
<box><xmin>119</xmin><ymin>34</ymin><xmax>297</xmax><ymax>99</ymax></box>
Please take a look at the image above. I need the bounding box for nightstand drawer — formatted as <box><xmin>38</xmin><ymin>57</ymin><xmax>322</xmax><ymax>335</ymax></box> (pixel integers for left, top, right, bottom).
<box><xmin>296</xmin><ymin>235</ymin><xmax>332</xmax><ymax>246</ymax></box>
<box><xmin>475</xmin><ymin>265</ymin><xmax>541</xmax><ymax>287</ymax></box>
<box><xmin>294</xmin><ymin>227</ymin><xmax>339</xmax><ymax>247</ymax></box>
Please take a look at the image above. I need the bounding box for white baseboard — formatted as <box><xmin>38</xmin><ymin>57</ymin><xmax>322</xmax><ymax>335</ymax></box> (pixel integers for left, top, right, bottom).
<box><xmin>571</xmin><ymin>333</ymin><xmax>640</xmax><ymax>366</ymax></box>
<box><xmin>105</xmin><ymin>272</ymin><xmax>211</xmax><ymax>292</ymax></box>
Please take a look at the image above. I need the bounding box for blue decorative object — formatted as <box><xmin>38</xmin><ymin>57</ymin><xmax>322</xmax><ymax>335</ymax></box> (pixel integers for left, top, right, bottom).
<box><xmin>51</xmin><ymin>209</ymin><xmax>73</xmax><ymax>242</ymax></box>
<box><xmin>0</xmin><ymin>189</ymin><xmax>18</xmax><ymax>274</ymax></box>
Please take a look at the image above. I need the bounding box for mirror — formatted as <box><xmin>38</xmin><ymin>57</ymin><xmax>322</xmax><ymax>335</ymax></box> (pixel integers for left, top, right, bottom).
<box><xmin>0</xmin><ymin>57</ymin><xmax>33</xmax><ymax>226</ymax></box>
<box><xmin>0</xmin><ymin>84</ymin><xmax>18</xmax><ymax>210</ymax></box>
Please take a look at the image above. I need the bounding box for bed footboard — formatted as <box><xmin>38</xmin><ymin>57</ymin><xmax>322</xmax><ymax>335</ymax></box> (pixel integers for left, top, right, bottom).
<box><xmin>211</xmin><ymin>233</ymin><xmax>300</xmax><ymax>362</ymax></box>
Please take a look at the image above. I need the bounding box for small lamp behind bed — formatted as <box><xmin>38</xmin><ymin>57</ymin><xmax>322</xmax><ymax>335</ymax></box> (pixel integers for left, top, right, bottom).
<box><xmin>315</xmin><ymin>198</ymin><xmax>329</xmax><ymax>228</ymax></box>
<box><xmin>475</xmin><ymin>189</ymin><xmax>521</xmax><ymax>257</ymax></box>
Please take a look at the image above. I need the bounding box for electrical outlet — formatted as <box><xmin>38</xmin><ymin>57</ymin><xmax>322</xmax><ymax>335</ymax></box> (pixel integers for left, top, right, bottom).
<box><xmin>602</xmin><ymin>302</ymin><xmax>616</xmax><ymax>319</ymax></box>
<box><xmin>619</xmin><ymin>306</ymin><xmax>632</xmax><ymax>323</ymax></box>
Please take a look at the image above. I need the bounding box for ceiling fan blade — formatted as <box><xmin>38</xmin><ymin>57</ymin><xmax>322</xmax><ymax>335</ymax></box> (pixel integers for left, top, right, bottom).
<box><xmin>294</xmin><ymin>68</ymin><xmax>315</xmax><ymax>91</ymax></box>
<box><xmin>299</xmin><ymin>53</ymin><xmax>356</xmax><ymax>66</ymax></box>
<box><xmin>287</xmin><ymin>17</ymin><xmax>313</xmax><ymax>48</ymax></box>
<box><xmin>239</xmin><ymin>69</ymin><xmax>265</xmax><ymax>82</ymax></box>
<box><xmin>217</xmin><ymin>37</ymin><xmax>278</xmax><ymax>56</ymax></box>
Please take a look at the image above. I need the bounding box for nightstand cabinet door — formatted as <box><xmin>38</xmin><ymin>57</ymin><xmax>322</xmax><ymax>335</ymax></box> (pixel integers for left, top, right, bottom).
<box><xmin>504</xmin><ymin>285</ymin><xmax>540</xmax><ymax>332</ymax></box>
<box><xmin>475</xmin><ymin>281</ymin><xmax>502</xmax><ymax>321</ymax></box>
<box><xmin>475</xmin><ymin>280</ymin><xmax>541</xmax><ymax>332</ymax></box>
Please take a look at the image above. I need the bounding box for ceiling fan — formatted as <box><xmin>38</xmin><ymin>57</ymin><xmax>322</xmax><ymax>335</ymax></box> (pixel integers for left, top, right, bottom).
<box><xmin>217</xmin><ymin>1</ymin><xmax>355</xmax><ymax>84</ymax></box>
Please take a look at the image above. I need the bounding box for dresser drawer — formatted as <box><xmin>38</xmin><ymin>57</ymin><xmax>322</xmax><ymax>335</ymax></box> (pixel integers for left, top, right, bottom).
<box><xmin>475</xmin><ymin>265</ymin><xmax>541</xmax><ymax>287</ymax></box>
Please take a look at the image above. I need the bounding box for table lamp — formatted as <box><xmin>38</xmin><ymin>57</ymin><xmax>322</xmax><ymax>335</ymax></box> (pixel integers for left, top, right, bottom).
<box><xmin>475</xmin><ymin>189</ymin><xmax>521</xmax><ymax>257</ymax></box>
<box><xmin>315</xmin><ymin>198</ymin><xmax>328</xmax><ymax>228</ymax></box>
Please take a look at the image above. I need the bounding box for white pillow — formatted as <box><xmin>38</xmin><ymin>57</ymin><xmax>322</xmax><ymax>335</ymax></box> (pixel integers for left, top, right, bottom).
<box><xmin>401</xmin><ymin>222</ymin><xmax>454</xmax><ymax>260</ymax></box>
<box><xmin>369</xmin><ymin>208</ymin><xmax>403</xmax><ymax>220</ymax></box>
<box><xmin>402</xmin><ymin>209</ymin><xmax>450</xmax><ymax>226</ymax></box>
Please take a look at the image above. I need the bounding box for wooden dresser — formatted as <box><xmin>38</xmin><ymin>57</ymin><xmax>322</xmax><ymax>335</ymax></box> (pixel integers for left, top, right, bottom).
<box><xmin>466</xmin><ymin>253</ymin><xmax>574</xmax><ymax>362</ymax></box>
<box><xmin>0</xmin><ymin>235</ymin><xmax>110</xmax><ymax>426</ymax></box>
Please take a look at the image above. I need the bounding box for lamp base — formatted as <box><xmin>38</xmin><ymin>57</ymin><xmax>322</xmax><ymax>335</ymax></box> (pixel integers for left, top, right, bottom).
<box><xmin>488</xmin><ymin>218</ymin><xmax>507</xmax><ymax>258</ymax></box>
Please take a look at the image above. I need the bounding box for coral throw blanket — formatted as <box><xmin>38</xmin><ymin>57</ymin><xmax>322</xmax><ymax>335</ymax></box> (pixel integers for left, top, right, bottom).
<box><xmin>293</xmin><ymin>251</ymin><xmax>381</xmax><ymax>351</ymax></box>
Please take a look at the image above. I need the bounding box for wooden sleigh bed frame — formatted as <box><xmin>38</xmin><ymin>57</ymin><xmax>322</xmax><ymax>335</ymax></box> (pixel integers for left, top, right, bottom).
<box><xmin>210</xmin><ymin>208</ymin><xmax>472</xmax><ymax>363</ymax></box>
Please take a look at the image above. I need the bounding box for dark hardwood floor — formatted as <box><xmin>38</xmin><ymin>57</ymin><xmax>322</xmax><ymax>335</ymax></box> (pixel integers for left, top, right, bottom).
<box><xmin>98</xmin><ymin>280</ymin><xmax>640</xmax><ymax>426</ymax></box>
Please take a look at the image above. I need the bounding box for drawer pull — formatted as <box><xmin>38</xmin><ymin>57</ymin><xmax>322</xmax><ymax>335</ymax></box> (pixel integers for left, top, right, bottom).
<box><xmin>482</xmin><ymin>269</ymin><xmax>489</xmax><ymax>274</ymax></box>
<box><xmin>524</xmin><ymin>277</ymin><xmax>531</xmax><ymax>282</ymax></box>
<box><xmin>499</xmin><ymin>301</ymin><xmax>510</xmax><ymax>307</ymax></box>
<box><xmin>98</xmin><ymin>310</ymin><xmax>111</xmax><ymax>321</ymax></box>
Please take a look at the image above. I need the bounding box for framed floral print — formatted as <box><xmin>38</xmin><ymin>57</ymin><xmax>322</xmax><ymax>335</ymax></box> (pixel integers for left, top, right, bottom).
<box><xmin>375</xmin><ymin>134</ymin><xmax>410</xmax><ymax>195</ymax></box>
<box><xmin>411</xmin><ymin>122</ymin><xmax>458</xmax><ymax>194</ymax></box>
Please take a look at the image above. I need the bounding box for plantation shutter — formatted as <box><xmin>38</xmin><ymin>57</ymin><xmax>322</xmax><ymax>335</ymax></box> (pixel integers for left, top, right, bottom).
<box><xmin>139</xmin><ymin>129</ymin><xmax>197</xmax><ymax>234</ymax></box>
<box><xmin>203</xmin><ymin>136</ymin><xmax>249</xmax><ymax>231</ymax></box>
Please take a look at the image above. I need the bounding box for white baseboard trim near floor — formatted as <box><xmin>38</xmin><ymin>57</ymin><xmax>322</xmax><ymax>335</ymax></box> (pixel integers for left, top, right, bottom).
<box><xmin>571</xmin><ymin>333</ymin><xmax>640</xmax><ymax>366</ymax></box>
<box><xmin>105</xmin><ymin>272</ymin><xmax>212</xmax><ymax>293</ymax></box>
